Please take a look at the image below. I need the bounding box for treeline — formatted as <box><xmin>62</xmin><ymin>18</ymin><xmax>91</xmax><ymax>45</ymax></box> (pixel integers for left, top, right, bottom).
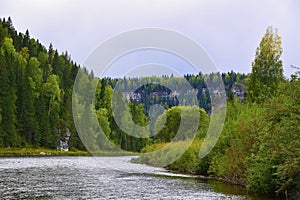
<box><xmin>99</xmin><ymin>71</ymin><xmax>247</xmax><ymax>114</ymax></box>
<box><xmin>0</xmin><ymin>17</ymin><xmax>84</xmax><ymax>150</ymax></box>
<box><xmin>0</xmin><ymin>17</ymin><xmax>246</xmax><ymax>151</ymax></box>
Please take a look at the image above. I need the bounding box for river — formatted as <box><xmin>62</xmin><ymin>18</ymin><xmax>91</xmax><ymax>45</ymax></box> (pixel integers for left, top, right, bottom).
<box><xmin>0</xmin><ymin>156</ymin><xmax>273</xmax><ymax>200</ymax></box>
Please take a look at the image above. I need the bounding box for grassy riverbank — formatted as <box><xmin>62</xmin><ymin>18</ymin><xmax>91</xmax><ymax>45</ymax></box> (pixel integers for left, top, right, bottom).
<box><xmin>0</xmin><ymin>148</ymin><xmax>139</xmax><ymax>157</ymax></box>
<box><xmin>0</xmin><ymin>148</ymin><xmax>90</xmax><ymax>156</ymax></box>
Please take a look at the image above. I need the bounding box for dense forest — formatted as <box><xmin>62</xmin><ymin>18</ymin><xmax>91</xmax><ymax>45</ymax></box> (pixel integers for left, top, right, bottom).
<box><xmin>0</xmin><ymin>17</ymin><xmax>84</xmax><ymax>150</ymax></box>
<box><xmin>0</xmin><ymin>17</ymin><xmax>246</xmax><ymax>151</ymax></box>
<box><xmin>0</xmin><ymin>18</ymin><xmax>299</xmax><ymax>198</ymax></box>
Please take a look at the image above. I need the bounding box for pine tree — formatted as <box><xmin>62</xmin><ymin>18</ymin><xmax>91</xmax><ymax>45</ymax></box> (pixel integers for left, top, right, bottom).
<box><xmin>23</xmin><ymin>29</ymin><xmax>30</xmax><ymax>47</ymax></box>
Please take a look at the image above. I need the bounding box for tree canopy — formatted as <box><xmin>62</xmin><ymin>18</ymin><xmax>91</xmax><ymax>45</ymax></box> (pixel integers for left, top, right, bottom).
<box><xmin>247</xmin><ymin>26</ymin><xmax>284</xmax><ymax>103</ymax></box>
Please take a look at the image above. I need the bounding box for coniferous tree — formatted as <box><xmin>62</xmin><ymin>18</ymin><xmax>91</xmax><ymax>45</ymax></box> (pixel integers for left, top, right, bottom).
<box><xmin>0</xmin><ymin>38</ymin><xmax>19</xmax><ymax>147</ymax></box>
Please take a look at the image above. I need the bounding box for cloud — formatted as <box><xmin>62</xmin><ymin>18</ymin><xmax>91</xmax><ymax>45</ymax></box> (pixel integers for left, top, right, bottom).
<box><xmin>0</xmin><ymin>0</ymin><xmax>299</xmax><ymax>76</ymax></box>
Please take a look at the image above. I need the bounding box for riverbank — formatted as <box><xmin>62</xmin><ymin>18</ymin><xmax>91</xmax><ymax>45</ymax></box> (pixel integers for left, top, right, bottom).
<box><xmin>131</xmin><ymin>140</ymin><xmax>288</xmax><ymax>199</ymax></box>
<box><xmin>0</xmin><ymin>148</ymin><xmax>90</xmax><ymax>157</ymax></box>
<box><xmin>0</xmin><ymin>148</ymin><xmax>138</xmax><ymax>157</ymax></box>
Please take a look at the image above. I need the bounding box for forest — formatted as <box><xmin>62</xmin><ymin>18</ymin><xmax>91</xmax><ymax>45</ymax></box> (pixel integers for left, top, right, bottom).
<box><xmin>0</xmin><ymin>17</ymin><xmax>299</xmax><ymax>198</ymax></box>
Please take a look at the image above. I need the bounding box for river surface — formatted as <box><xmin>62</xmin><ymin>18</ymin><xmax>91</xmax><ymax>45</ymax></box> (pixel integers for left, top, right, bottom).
<box><xmin>0</xmin><ymin>156</ymin><xmax>273</xmax><ymax>200</ymax></box>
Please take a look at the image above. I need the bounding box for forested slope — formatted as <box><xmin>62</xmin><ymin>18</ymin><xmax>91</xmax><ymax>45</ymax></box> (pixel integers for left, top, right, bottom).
<box><xmin>0</xmin><ymin>17</ymin><xmax>83</xmax><ymax>149</ymax></box>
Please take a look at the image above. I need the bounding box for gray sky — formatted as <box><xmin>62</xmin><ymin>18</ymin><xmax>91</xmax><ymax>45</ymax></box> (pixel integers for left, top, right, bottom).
<box><xmin>1</xmin><ymin>0</ymin><xmax>299</xmax><ymax>77</ymax></box>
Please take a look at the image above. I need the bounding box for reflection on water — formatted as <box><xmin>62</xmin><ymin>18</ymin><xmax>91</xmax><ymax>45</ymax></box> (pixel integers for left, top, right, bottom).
<box><xmin>0</xmin><ymin>156</ymin><xmax>272</xmax><ymax>199</ymax></box>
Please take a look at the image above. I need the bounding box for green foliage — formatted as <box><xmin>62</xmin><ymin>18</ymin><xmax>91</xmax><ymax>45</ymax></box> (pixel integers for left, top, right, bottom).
<box><xmin>0</xmin><ymin>17</ymin><xmax>81</xmax><ymax>149</ymax></box>
<box><xmin>136</xmin><ymin>140</ymin><xmax>193</xmax><ymax>167</ymax></box>
<box><xmin>205</xmin><ymin>78</ymin><xmax>300</xmax><ymax>198</ymax></box>
<box><xmin>168</xmin><ymin>139</ymin><xmax>211</xmax><ymax>175</ymax></box>
<box><xmin>134</xmin><ymin>106</ymin><xmax>209</xmax><ymax>168</ymax></box>
<box><xmin>246</xmin><ymin>80</ymin><xmax>300</xmax><ymax>196</ymax></box>
<box><xmin>248</xmin><ymin>26</ymin><xmax>284</xmax><ymax>103</ymax></box>
<box><xmin>209</xmin><ymin>102</ymin><xmax>265</xmax><ymax>185</ymax></box>
<box><xmin>0</xmin><ymin>37</ymin><xmax>20</xmax><ymax>147</ymax></box>
<box><xmin>153</xmin><ymin>106</ymin><xmax>181</xmax><ymax>142</ymax></box>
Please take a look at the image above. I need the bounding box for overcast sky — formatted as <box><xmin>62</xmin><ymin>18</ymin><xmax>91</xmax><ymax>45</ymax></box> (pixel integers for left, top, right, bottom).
<box><xmin>1</xmin><ymin>0</ymin><xmax>299</xmax><ymax>77</ymax></box>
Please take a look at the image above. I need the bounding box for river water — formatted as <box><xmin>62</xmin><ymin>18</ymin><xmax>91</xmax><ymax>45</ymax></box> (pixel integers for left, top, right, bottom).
<box><xmin>0</xmin><ymin>156</ymin><xmax>272</xmax><ymax>200</ymax></box>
